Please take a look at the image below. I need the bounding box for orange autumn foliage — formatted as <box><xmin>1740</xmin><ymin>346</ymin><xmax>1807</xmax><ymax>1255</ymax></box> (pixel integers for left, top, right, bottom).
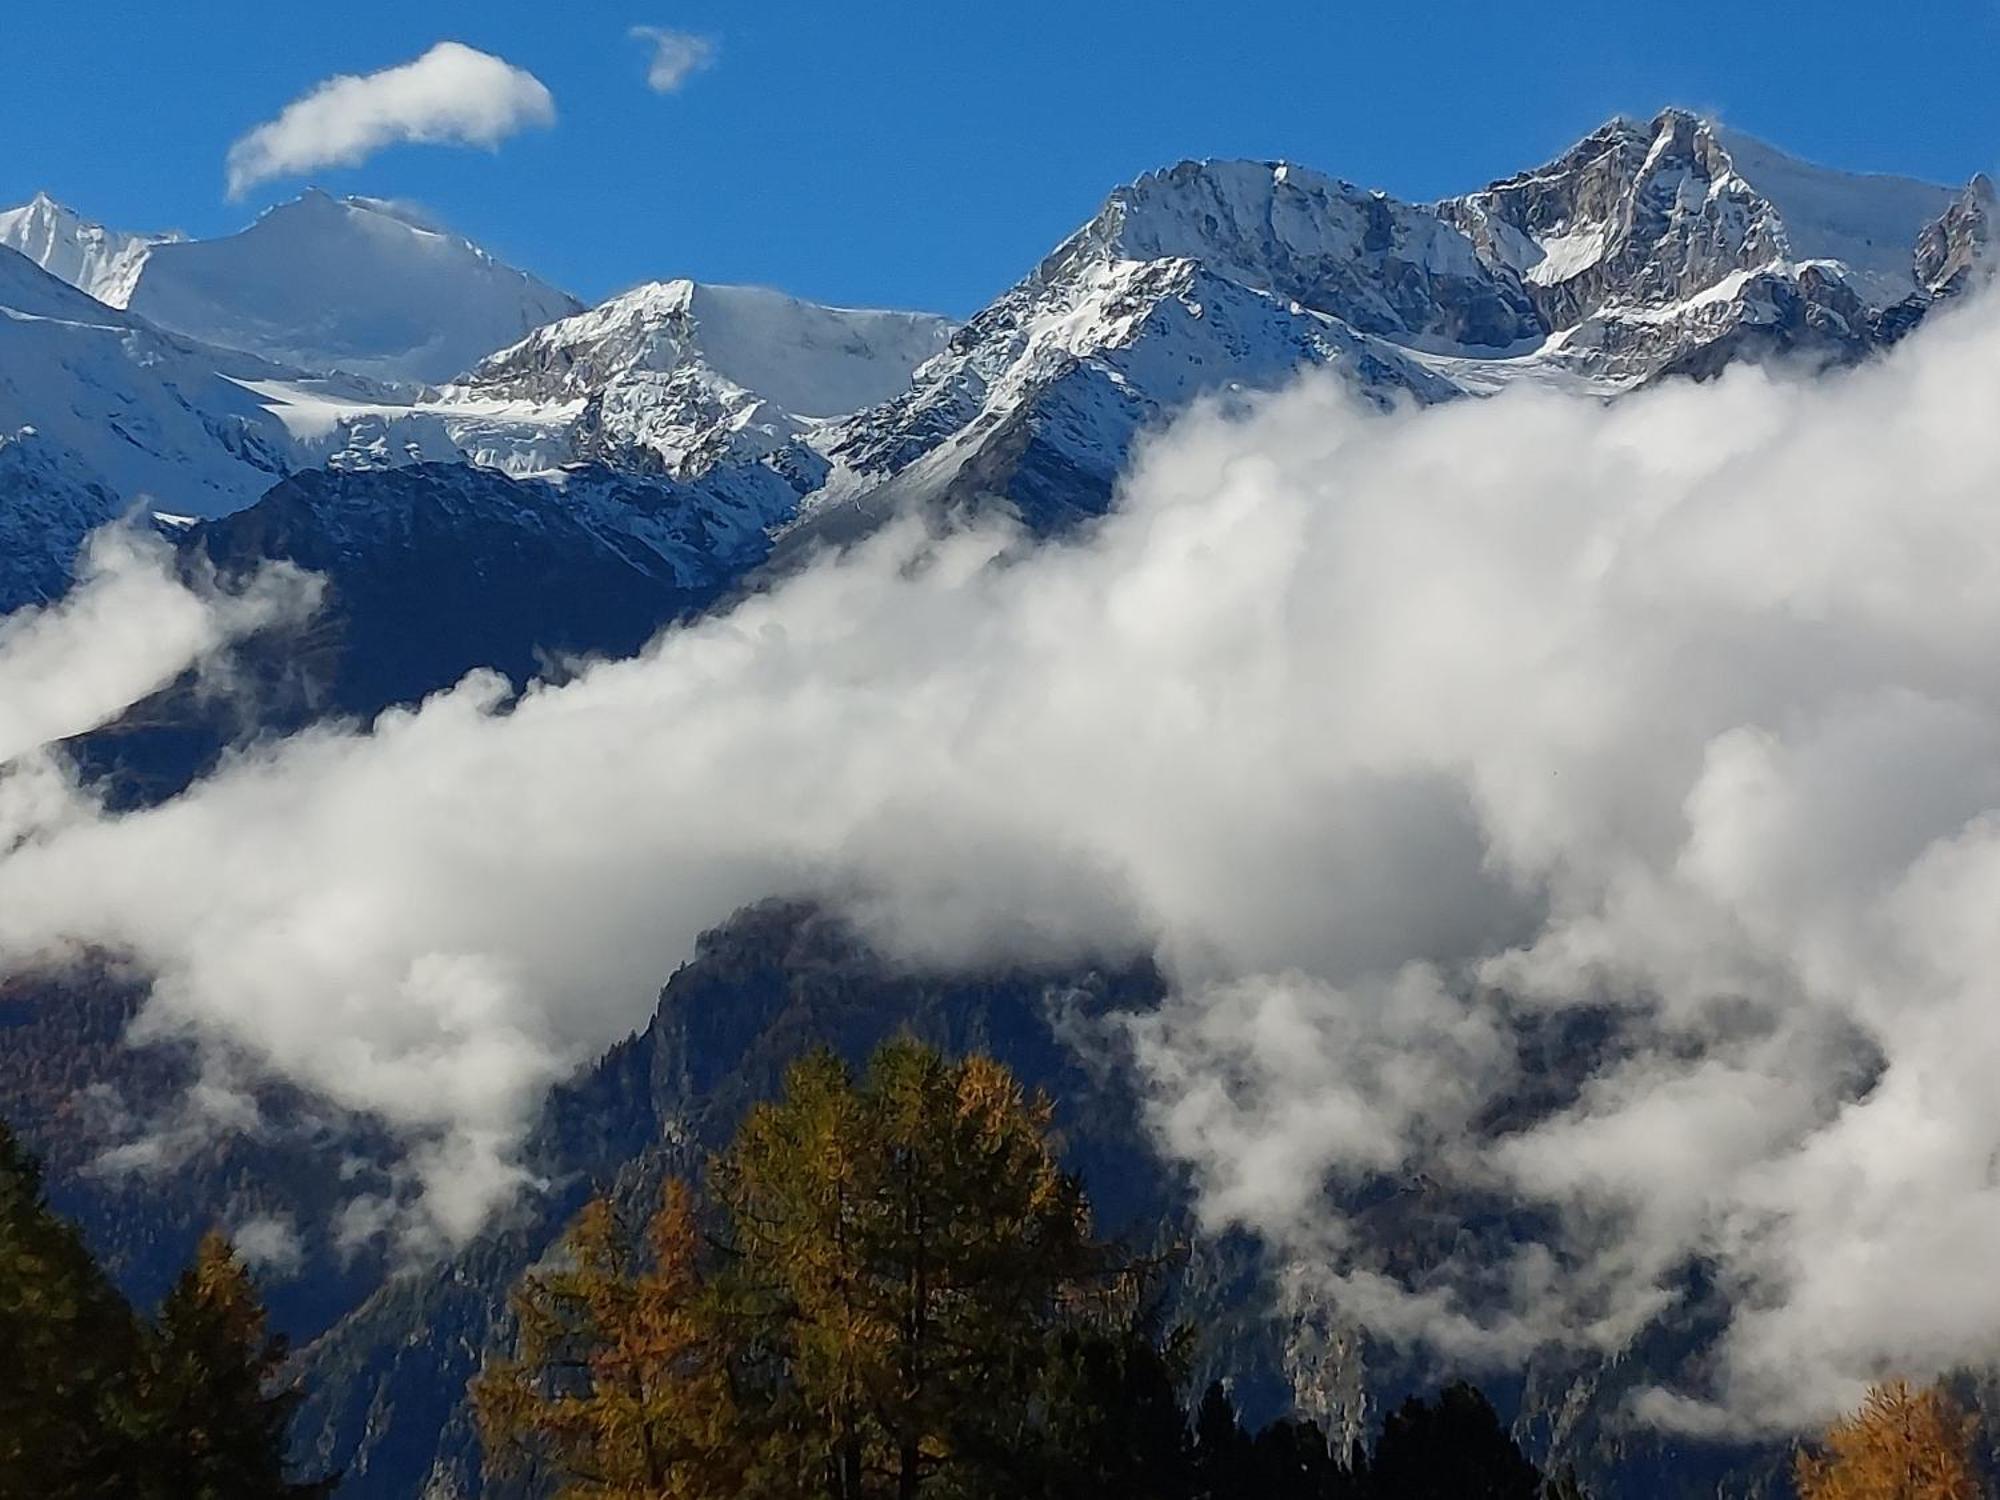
<box><xmin>1794</xmin><ymin>1380</ymin><xmax>1982</xmax><ymax>1500</ymax></box>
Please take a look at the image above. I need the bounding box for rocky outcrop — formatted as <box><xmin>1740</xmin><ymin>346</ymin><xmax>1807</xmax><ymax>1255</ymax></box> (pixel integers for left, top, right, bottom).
<box><xmin>1914</xmin><ymin>172</ymin><xmax>1995</xmax><ymax>298</ymax></box>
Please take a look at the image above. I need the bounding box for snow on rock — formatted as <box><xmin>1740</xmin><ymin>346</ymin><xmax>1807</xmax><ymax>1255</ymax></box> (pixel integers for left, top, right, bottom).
<box><xmin>5</xmin><ymin>111</ymin><xmax>1987</xmax><ymax>616</ymax></box>
<box><xmin>0</xmin><ymin>244</ymin><xmax>300</xmax><ymax>521</ymax></box>
<box><xmin>1059</xmin><ymin>158</ymin><xmax>1544</xmax><ymax>350</ymax></box>
<box><xmin>0</xmin><ymin>192</ymin><xmax>180</xmax><ymax>308</ymax></box>
<box><xmin>801</xmin><ymin>167</ymin><xmax>1479</xmax><ymax>537</ymax></box>
<box><xmin>0</xmin><ymin>241</ymin><xmax>498</xmax><ymax>563</ymax></box>
<box><xmin>1712</xmin><ymin>124</ymin><xmax>1954</xmax><ymax>306</ymax></box>
<box><xmin>1914</xmin><ymin>174</ymin><xmax>1996</xmax><ymax>298</ymax></box>
<box><xmin>123</xmin><ymin>190</ymin><xmax>582</xmax><ymax>383</ymax></box>
<box><xmin>0</xmin><ymin>425</ymin><xmax>128</xmax><ymax>612</ymax></box>
<box><xmin>1524</xmin><ymin>225</ymin><xmax>1608</xmax><ymax>286</ymax></box>
<box><xmin>805</xmin><ymin>116</ymin><xmax>1980</xmax><ymax>543</ymax></box>
<box><xmin>1439</xmin><ymin>108</ymin><xmax>1959</xmax><ymax>367</ymax></box>
<box><xmin>444</xmin><ymin>279</ymin><xmax>953</xmax><ymax>476</ymax></box>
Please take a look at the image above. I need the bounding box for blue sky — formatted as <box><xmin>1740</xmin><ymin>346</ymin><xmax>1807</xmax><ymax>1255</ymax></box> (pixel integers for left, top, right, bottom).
<box><xmin>6</xmin><ymin>1</ymin><xmax>1999</xmax><ymax>317</ymax></box>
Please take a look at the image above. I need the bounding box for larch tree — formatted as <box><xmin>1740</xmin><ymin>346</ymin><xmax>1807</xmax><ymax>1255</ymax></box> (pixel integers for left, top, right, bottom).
<box><xmin>479</xmin><ymin>1038</ymin><xmax>1133</xmax><ymax>1500</ymax></box>
<box><xmin>1794</xmin><ymin>1379</ymin><xmax>1982</xmax><ymax>1500</ymax></box>
<box><xmin>2</xmin><ymin>1121</ymin><xmax>330</xmax><ymax>1500</ymax></box>
<box><xmin>473</xmin><ymin>1179</ymin><xmax>745</xmax><ymax>1500</ymax></box>
<box><xmin>712</xmin><ymin>1038</ymin><xmax>1115</xmax><ymax>1500</ymax></box>
<box><xmin>143</xmin><ymin>1228</ymin><xmax>336</xmax><ymax>1499</ymax></box>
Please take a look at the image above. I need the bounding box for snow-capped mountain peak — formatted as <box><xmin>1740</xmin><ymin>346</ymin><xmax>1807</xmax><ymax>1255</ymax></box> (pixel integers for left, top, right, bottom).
<box><xmin>445</xmin><ymin>279</ymin><xmax>954</xmax><ymax>476</ymax></box>
<box><xmin>802</xmin><ymin>113</ymin><xmax>1984</xmax><ymax>538</ymax></box>
<box><xmin>120</xmin><ymin>190</ymin><xmax>583</xmax><ymax>384</ymax></box>
<box><xmin>0</xmin><ymin>191</ymin><xmax>181</xmax><ymax>308</ymax></box>
<box><xmin>1052</xmin><ymin>157</ymin><xmax>1544</xmax><ymax>350</ymax></box>
<box><xmin>1444</xmin><ymin>109</ymin><xmax>1955</xmax><ymax>323</ymax></box>
<box><xmin>465</xmin><ymin>278</ymin><xmax>953</xmax><ymax>417</ymax></box>
<box><xmin>5</xmin><ymin>111</ymin><xmax>1989</xmax><ymax>618</ymax></box>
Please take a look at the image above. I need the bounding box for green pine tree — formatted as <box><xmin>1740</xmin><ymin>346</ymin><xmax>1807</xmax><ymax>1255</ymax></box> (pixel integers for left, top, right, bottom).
<box><xmin>1190</xmin><ymin>1382</ymin><xmax>1254</xmax><ymax>1500</ymax></box>
<box><xmin>1365</xmin><ymin>1382</ymin><xmax>1542</xmax><ymax>1500</ymax></box>
<box><xmin>0</xmin><ymin>1121</ymin><xmax>149</xmax><ymax>1499</ymax></box>
<box><xmin>1026</xmin><ymin>1319</ymin><xmax>1196</xmax><ymax>1499</ymax></box>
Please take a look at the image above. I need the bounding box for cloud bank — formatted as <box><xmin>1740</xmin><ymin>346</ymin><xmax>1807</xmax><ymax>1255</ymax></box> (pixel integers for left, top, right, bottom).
<box><xmin>631</xmin><ymin>26</ymin><xmax>717</xmax><ymax>94</ymax></box>
<box><xmin>226</xmin><ymin>42</ymin><xmax>556</xmax><ymax>199</ymax></box>
<box><xmin>10</xmin><ymin>296</ymin><xmax>2000</xmax><ymax>1428</ymax></box>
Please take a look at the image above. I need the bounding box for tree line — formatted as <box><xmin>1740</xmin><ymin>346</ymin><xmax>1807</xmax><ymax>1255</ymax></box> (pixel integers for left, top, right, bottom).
<box><xmin>468</xmin><ymin>1037</ymin><xmax>1992</xmax><ymax>1500</ymax></box>
<box><xmin>1</xmin><ymin>1037</ymin><xmax>1988</xmax><ymax>1497</ymax></box>
<box><xmin>477</xmin><ymin>1039</ymin><xmax>1567</xmax><ymax>1499</ymax></box>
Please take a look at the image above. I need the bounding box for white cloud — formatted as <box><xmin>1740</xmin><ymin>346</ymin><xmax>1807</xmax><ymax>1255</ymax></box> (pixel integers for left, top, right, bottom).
<box><xmin>225</xmin><ymin>42</ymin><xmax>556</xmax><ymax>199</ymax></box>
<box><xmin>230</xmin><ymin>1213</ymin><xmax>305</xmax><ymax>1277</ymax></box>
<box><xmin>15</xmin><ymin>294</ymin><xmax>2000</xmax><ymax>1429</ymax></box>
<box><xmin>0</xmin><ymin>528</ymin><xmax>315</xmax><ymax>767</ymax></box>
<box><xmin>630</xmin><ymin>26</ymin><xmax>716</xmax><ymax>94</ymax></box>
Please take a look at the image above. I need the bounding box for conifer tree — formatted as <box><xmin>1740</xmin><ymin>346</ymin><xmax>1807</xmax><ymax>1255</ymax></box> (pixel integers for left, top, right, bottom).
<box><xmin>1026</xmin><ymin>1319</ymin><xmax>1196</xmax><ymax>1499</ymax></box>
<box><xmin>480</xmin><ymin>1039</ymin><xmax>1135</xmax><ymax>1500</ymax></box>
<box><xmin>473</xmin><ymin>1180</ymin><xmax>743</xmax><ymax>1499</ymax></box>
<box><xmin>142</xmin><ymin>1229</ymin><xmax>335</xmax><ymax>1499</ymax></box>
<box><xmin>475</xmin><ymin>1042</ymin><xmax>1588</xmax><ymax>1500</ymax></box>
<box><xmin>0</xmin><ymin>1121</ymin><xmax>148</xmax><ymax>1497</ymax></box>
<box><xmin>1190</xmin><ymin>1381</ymin><xmax>1255</xmax><ymax>1500</ymax></box>
<box><xmin>1365</xmin><ymin>1382</ymin><xmax>1542</xmax><ymax>1500</ymax></box>
<box><xmin>2</xmin><ymin>1124</ymin><xmax>328</xmax><ymax>1498</ymax></box>
<box><xmin>1793</xmin><ymin>1379</ymin><xmax>1981</xmax><ymax>1500</ymax></box>
<box><xmin>712</xmin><ymin>1039</ymin><xmax>1112</xmax><ymax>1500</ymax></box>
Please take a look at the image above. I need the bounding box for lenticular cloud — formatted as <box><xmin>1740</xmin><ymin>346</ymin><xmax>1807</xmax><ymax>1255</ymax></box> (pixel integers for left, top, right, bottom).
<box><xmin>9</xmin><ymin>288</ymin><xmax>2000</xmax><ymax>1429</ymax></box>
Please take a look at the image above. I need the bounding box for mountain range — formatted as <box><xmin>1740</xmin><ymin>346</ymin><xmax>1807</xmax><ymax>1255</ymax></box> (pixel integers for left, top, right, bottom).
<box><xmin>4</xmin><ymin>107</ymin><xmax>1996</xmax><ymax>1498</ymax></box>
<box><xmin>4</xmin><ymin>109</ymin><xmax>1990</xmax><ymax>631</ymax></box>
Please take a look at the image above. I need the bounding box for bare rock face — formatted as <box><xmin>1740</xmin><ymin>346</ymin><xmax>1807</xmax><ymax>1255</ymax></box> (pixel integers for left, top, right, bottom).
<box><xmin>1440</xmin><ymin>109</ymin><xmax>1960</xmax><ymax>383</ymax></box>
<box><xmin>1445</xmin><ymin>112</ymin><xmax>1799</xmax><ymax>327</ymax></box>
<box><xmin>1915</xmin><ymin>172</ymin><xmax>1996</xmax><ymax>298</ymax></box>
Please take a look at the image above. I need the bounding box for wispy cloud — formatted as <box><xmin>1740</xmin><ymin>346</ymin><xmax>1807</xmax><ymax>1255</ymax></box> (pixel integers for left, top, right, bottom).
<box><xmin>630</xmin><ymin>25</ymin><xmax>718</xmax><ymax>94</ymax></box>
<box><xmin>225</xmin><ymin>42</ymin><xmax>556</xmax><ymax>199</ymax></box>
<box><xmin>0</xmin><ymin>528</ymin><xmax>315</xmax><ymax>764</ymax></box>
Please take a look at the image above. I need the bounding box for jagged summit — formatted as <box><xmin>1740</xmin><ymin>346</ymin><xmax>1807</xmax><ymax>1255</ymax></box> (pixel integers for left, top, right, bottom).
<box><xmin>447</xmin><ymin>278</ymin><xmax>954</xmax><ymax>476</ymax></box>
<box><xmin>465</xmin><ymin>279</ymin><xmax>952</xmax><ymax>419</ymax></box>
<box><xmin>0</xmin><ymin>191</ymin><xmax>179</xmax><ymax>307</ymax></box>
<box><xmin>1914</xmin><ymin>172</ymin><xmax>1995</xmax><ymax>297</ymax></box>
<box><xmin>1049</xmin><ymin>156</ymin><xmax>1543</xmax><ymax>350</ymax></box>
<box><xmin>799</xmin><ymin>114</ymin><xmax>1986</xmax><ymax>536</ymax></box>
<box><xmin>1444</xmin><ymin>108</ymin><xmax>1956</xmax><ymax>321</ymax></box>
